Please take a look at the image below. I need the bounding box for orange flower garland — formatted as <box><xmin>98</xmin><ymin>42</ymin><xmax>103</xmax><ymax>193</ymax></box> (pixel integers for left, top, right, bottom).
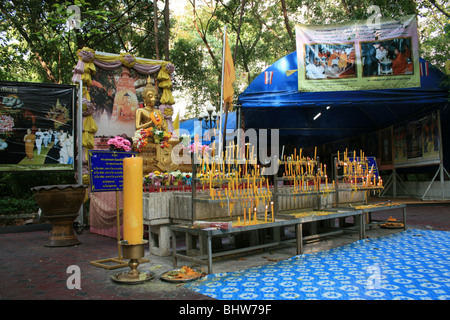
<box><xmin>150</xmin><ymin>111</ymin><xmax>163</xmax><ymax>127</ymax></box>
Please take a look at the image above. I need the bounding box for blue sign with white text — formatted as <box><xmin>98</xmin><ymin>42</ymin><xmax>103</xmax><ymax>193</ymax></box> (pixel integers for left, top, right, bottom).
<box><xmin>89</xmin><ymin>150</ymin><xmax>136</xmax><ymax>192</ymax></box>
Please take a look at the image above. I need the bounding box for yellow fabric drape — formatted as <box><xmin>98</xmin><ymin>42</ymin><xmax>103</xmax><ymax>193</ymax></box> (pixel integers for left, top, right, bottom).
<box><xmin>82</xmin><ymin>86</ymin><xmax>91</xmax><ymax>101</ymax></box>
<box><xmin>94</xmin><ymin>53</ymin><xmax>169</xmax><ymax>66</ymax></box>
<box><xmin>77</xmin><ymin>47</ymin><xmax>96</xmax><ymax>87</ymax></box>
<box><xmin>82</xmin><ymin>115</ymin><xmax>98</xmax><ymax>149</ymax></box>
<box><xmin>119</xmin><ymin>53</ymin><xmax>136</xmax><ymax>68</ymax></box>
<box><xmin>157</xmin><ymin>62</ymin><xmax>175</xmax><ymax>105</ymax></box>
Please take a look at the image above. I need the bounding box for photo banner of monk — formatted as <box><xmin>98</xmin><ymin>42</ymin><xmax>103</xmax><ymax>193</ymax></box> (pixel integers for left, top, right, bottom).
<box><xmin>0</xmin><ymin>81</ymin><xmax>76</xmax><ymax>171</ymax></box>
<box><xmin>295</xmin><ymin>14</ymin><xmax>420</xmax><ymax>91</ymax></box>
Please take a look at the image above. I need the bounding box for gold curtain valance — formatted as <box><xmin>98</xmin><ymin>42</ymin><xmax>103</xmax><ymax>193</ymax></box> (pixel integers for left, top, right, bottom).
<box><xmin>72</xmin><ymin>47</ymin><xmax>175</xmax><ymax>105</ymax></box>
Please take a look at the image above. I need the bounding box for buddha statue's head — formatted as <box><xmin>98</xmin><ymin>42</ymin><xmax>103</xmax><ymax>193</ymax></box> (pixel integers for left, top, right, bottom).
<box><xmin>143</xmin><ymin>77</ymin><xmax>157</xmax><ymax>108</ymax></box>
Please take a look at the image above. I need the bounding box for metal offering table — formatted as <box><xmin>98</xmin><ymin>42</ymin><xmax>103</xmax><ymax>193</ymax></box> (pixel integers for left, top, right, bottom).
<box><xmin>355</xmin><ymin>203</ymin><xmax>407</xmax><ymax>232</ymax></box>
<box><xmin>170</xmin><ymin>208</ymin><xmax>366</xmax><ymax>274</ymax></box>
<box><xmin>277</xmin><ymin>208</ymin><xmax>366</xmax><ymax>255</ymax></box>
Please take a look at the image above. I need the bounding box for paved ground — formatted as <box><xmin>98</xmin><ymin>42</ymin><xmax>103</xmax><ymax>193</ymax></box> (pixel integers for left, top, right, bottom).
<box><xmin>0</xmin><ymin>201</ymin><xmax>449</xmax><ymax>301</ymax></box>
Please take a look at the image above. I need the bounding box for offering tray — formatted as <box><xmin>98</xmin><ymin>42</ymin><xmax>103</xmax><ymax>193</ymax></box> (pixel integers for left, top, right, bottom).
<box><xmin>160</xmin><ymin>266</ymin><xmax>205</xmax><ymax>283</ymax></box>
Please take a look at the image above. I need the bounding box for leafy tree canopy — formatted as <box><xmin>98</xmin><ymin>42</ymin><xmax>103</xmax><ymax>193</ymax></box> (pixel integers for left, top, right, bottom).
<box><xmin>1</xmin><ymin>0</ymin><xmax>448</xmax><ymax>119</ymax></box>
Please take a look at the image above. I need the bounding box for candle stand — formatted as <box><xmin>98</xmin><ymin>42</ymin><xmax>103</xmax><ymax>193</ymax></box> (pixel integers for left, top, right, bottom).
<box><xmin>111</xmin><ymin>240</ymin><xmax>154</xmax><ymax>284</ymax></box>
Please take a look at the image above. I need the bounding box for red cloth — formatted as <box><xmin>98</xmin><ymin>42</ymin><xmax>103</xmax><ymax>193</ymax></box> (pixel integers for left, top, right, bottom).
<box><xmin>392</xmin><ymin>52</ymin><xmax>408</xmax><ymax>75</ymax></box>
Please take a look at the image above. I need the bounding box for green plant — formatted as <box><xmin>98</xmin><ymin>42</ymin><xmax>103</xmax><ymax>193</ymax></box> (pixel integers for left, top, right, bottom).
<box><xmin>0</xmin><ymin>197</ymin><xmax>38</xmax><ymax>215</ymax></box>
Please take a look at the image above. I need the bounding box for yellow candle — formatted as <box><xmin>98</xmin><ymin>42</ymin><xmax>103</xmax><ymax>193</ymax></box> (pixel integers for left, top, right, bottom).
<box><xmin>238</xmin><ymin>216</ymin><xmax>241</xmax><ymax>226</ymax></box>
<box><xmin>244</xmin><ymin>207</ymin><xmax>246</xmax><ymax>225</ymax></box>
<box><xmin>246</xmin><ymin>143</ymin><xmax>249</xmax><ymax>160</ymax></box>
<box><xmin>271</xmin><ymin>201</ymin><xmax>274</xmax><ymax>222</ymax></box>
<box><xmin>265</xmin><ymin>205</ymin><xmax>268</xmax><ymax>223</ymax></box>
<box><xmin>123</xmin><ymin>156</ymin><xmax>143</xmax><ymax>245</ymax></box>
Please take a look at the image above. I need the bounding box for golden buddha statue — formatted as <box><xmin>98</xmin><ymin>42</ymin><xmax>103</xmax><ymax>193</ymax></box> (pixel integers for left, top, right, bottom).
<box><xmin>135</xmin><ymin>78</ymin><xmax>186</xmax><ymax>174</ymax></box>
<box><xmin>136</xmin><ymin>81</ymin><xmax>168</xmax><ymax>135</ymax></box>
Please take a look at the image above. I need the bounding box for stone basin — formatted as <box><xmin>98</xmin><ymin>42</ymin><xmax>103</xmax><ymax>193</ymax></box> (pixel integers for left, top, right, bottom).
<box><xmin>31</xmin><ymin>184</ymin><xmax>87</xmax><ymax>247</ymax></box>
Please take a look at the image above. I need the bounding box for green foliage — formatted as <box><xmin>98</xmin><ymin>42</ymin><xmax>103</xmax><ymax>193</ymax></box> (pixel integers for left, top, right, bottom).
<box><xmin>0</xmin><ymin>0</ymin><xmax>163</xmax><ymax>84</ymax></box>
<box><xmin>0</xmin><ymin>171</ymin><xmax>76</xmax><ymax>199</ymax></box>
<box><xmin>0</xmin><ymin>0</ymin><xmax>447</xmax><ymax>117</ymax></box>
<box><xmin>171</xmin><ymin>37</ymin><xmax>217</xmax><ymax>116</ymax></box>
<box><xmin>0</xmin><ymin>197</ymin><xmax>38</xmax><ymax>215</ymax></box>
<box><xmin>0</xmin><ymin>170</ymin><xmax>76</xmax><ymax>215</ymax></box>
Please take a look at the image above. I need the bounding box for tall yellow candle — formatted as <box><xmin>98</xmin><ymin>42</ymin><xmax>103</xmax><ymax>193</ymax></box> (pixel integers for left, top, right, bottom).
<box><xmin>123</xmin><ymin>156</ymin><xmax>143</xmax><ymax>245</ymax></box>
<box><xmin>271</xmin><ymin>201</ymin><xmax>274</xmax><ymax>222</ymax></box>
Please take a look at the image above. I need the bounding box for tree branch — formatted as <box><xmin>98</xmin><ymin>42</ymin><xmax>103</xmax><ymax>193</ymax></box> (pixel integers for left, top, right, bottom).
<box><xmin>428</xmin><ymin>0</ymin><xmax>450</xmax><ymax>18</ymax></box>
<box><xmin>189</xmin><ymin>0</ymin><xmax>220</xmax><ymax>72</ymax></box>
<box><xmin>280</xmin><ymin>0</ymin><xmax>296</xmax><ymax>51</ymax></box>
<box><xmin>0</xmin><ymin>2</ymin><xmax>57</xmax><ymax>83</ymax></box>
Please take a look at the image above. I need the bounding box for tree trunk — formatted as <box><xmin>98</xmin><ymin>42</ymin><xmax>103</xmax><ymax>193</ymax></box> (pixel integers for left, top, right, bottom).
<box><xmin>163</xmin><ymin>0</ymin><xmax>170</xmax><ymax>60</ymax></box>
<box><xmin>191</xmin><ymin>1</ymin><xmax>220</xmax><ymax>72</ymax></box>
<box><xmin>280</xmin><ymin>0</ymin><xmax>296</xmax><ymax>52</ymax></box>
<box><xmin>234</xmin><ymin>0</ymin><xmax>246</xmax><ymax>62</ymax></box>
<box><xmin>154</xmin><ymin>0</ymin><xmax>160</xmax><ymax>60</ymax></box>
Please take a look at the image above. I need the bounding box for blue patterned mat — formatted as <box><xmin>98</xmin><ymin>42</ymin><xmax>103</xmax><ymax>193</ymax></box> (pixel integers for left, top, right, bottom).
<box><xmin>185</xmin><ymin>229</ymin><xmax>450</xmax><ymax>300</ymax></box>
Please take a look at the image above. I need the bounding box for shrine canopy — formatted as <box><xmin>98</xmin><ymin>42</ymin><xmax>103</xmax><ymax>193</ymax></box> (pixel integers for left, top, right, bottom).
<box><xmin>238</xmin><ymin>51</ymin><xmax>449</xmax><ymax>148</ymax></box>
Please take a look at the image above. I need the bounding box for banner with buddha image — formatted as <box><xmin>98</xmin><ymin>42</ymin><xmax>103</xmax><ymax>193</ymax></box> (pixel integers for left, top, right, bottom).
<box><xmin>88</xmin><ymin>65</ymin><xmax>148</xmax><ymax>138</ymax></box>
<box><xmin>295</xmin><ymin>14</ymin><xmax>420</xmax><ymax>91</ymax></box>
<box><xmin>0</xmin><ymin>81</ymin><xmax>76</xmax><ymax>171</ymax></box>
<box><xmin>72</xmin><ymin>49</ymin><xmax>176</xmax><ymax>149</ymax></box>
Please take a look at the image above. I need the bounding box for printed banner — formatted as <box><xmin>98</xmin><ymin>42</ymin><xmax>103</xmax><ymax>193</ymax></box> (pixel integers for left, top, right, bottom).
<box><xmin>88</xmin><ymin>64</ymin><xmax>148</xmax><ymax>138</ymax></box>
<box><xmin>394</xmin><ymin>111</ymin><xmax>440</xmax><ymax>168</ymax></box>
<box><xmin>295</xmin><ymin>14</ymin><xmax>420</xmax><ymax>91</ymax></box>
<box><xmin>0</xmin><ymin>81</ymin><xmax>75</xmax><ymax>171</ymax></box>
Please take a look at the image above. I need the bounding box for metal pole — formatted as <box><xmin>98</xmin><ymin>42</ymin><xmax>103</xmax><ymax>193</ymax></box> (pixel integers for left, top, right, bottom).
<box><xmin>77</xmin><ymin>79</ymin><xmax>84</xmax><ymax>225</ymax></box>
<box><xmin>392</xmin><ymin>167</ymin><xmax>397</xmax><ymax>198</ymax></box>
<box><xmin>218</xmin><ymin>25</ymin><xmax>227</xmax><ymax>160</ymax></box>
<box><xmin>437</xmin><ymin>109</ymin><xmax>445</xmax><ymax>199</ymax></box>
<box><xmin>236</xmin><ymin>104</ymin><xmax>242</xmax><ymax>161</ymax></box>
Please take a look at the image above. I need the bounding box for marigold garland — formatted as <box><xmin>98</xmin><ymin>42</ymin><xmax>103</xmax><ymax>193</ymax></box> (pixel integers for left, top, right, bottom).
<box><xmin>150</xmin><ymin>111</ymin><xmax>162</xmax><ymax>126</ymax></box>
<box><xmin>132</xmin><ymin>126</ymin><xmax>172</xmax><ymax>152</ymax></box>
